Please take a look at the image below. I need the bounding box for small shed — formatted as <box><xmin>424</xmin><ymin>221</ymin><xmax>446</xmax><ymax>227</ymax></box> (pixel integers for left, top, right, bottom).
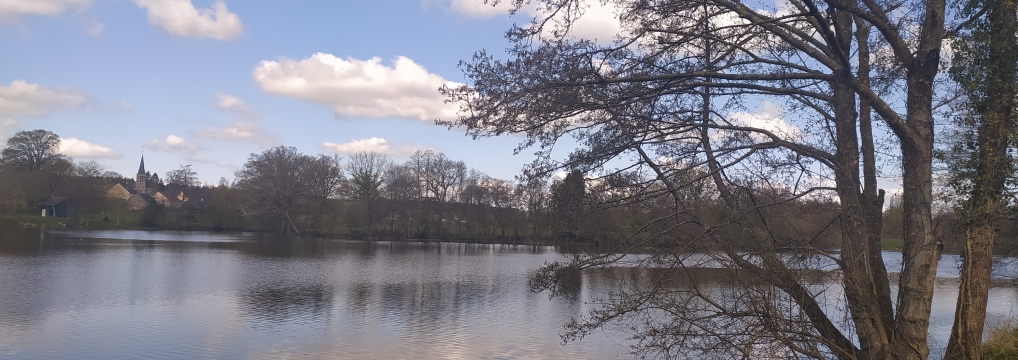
<box><xmin>39</xmin><ymin>197</ymin><xmax>70</xmax><ymax>217</ymax></box>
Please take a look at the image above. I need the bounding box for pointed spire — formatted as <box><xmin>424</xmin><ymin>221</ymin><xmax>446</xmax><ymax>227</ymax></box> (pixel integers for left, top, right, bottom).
<box><xmin>138</xmin><ymin>154</ymin><xmax>146</xmax><ymax>175</ymax></box>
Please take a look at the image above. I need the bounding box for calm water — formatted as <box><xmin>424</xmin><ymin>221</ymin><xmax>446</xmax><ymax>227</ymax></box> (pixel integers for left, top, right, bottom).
<box><xmin>0</xmin><ymin>228</ymin><xmax>1015</xmax><ymax>359</ymax></box>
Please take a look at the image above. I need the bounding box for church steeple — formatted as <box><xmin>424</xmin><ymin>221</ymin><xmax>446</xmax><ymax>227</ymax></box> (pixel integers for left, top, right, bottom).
<box><xmin>136</xmin><ymin>155</ymin><xmax>147</xmax><ymax>194</ymax></box>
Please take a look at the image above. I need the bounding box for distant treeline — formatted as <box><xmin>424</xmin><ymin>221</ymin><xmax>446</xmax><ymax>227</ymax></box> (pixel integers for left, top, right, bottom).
<box><xmin>1</xmin><ymin>130</ymin><xmax>1016</xmax><ymax>252</ymax></box>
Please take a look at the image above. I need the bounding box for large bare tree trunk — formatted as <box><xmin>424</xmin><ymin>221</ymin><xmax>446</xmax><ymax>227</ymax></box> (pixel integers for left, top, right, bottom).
<box><xmin>894</xmin><ymin>72</ymin><xmax>941</xmax><ymax>360</ymax></box>
<box><xmin>888</xmin><ymin>1</ymin><xmax>946</xmax><ymax>357</ymax></box>
<box><xmin>855</xmin><ymin>18</ymin><xmax>895</xmax><ymax>348</ymax></box>
<box><xmin>945</xmin><ymin>0</ymin><xmax>1018</xmax><ymax>357</ymax></box>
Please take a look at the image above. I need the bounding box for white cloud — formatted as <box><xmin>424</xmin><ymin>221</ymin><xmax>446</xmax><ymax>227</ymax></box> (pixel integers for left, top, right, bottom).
<box><xmin>441</xmin><ymin>0</ymin><xmax>622</xmax><ymax>44</ymax></box>
<box><xmin>134</xmin><ymin>0</ymin><xmax>242</xmax><ymax>40</ymax></box>
<box><xmin>81</xmin><ymin>14</ymin><xmax>103</xmax><ymax>36</ymax></box>
<box><xmin>540</xmin><ymin>1</ymin><xmax>622</xmax><ymax>43</ymax></box>
<box><xmin>0</xmin><ymin>117</ymin><xmax>21</xmax><ymax>142</ymax></box>
<box><xmin>728</xmin><ymin>101</ymin><xmax>802</xmax><ymax>141</ymax></box>
<box><xmin>253</xmin><ymin>53</ymin><xmax>459</xmax><ymax>121</ymax></box>
<box><xmin>214</xmin><ymin>160</ymin><xmax>237</xmax><ymax>170</ymax></box>
<box><xmin>0</xmin><ymin>0</ymin><xmax>89</xmax><ymax>17</ymax></box>
<box><xmin>0</xmin><ymin>80</ymin><xmax>87</xmax><ymax>117</ymax></box>
<box><xmin>216</xmin><ymin>93</ymin><xmax>250</xmax><ymax>115</ymax></box>
<box><xmin>446</xmin><ymin>0</ymin><xmax>515</xmax><ymax>18</ymax></box>
<box><xmin>200</xmin><ymin>93</ymin><xmax>276</xmax><ymax>147</ymax></box>
<box><xmin>59</xmin><ymin>137</ymin><xmax>122</xmax><ymax>159</ymax></box>
<box><xmin>194</xmin><ymin>120</ymin><xmax>278</xmax><ymax>147</ymax></box>
<box><xmin>322</xmin><ymin>137</ymin><xmax>426</xmax><ymax>157</ymax></box>
<box><xmin>146</xmin><ymin>134</ymin><xmax>208</xmax><ymax>162</ymax></box>
<box><xmin>0</xmin><ymin>1</ymin><xmax>105</xmax><ymax>36</ymax></box>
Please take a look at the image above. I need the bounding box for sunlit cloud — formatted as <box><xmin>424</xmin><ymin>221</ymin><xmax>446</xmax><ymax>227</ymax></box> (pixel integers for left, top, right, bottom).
<box><xmin>253</xmin><ymin>53</ymin><xmax>459</xmax><ymax>121</ymax></box>
<box><xmin>134</xmin><ymin>0</ymin><xmax>242</xmax><ymax>40</ymax></box>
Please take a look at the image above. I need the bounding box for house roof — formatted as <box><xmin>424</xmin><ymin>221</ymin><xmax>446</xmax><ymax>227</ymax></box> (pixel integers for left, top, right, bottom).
<box><xmin>110</xmin><ymin>182</ymin><xmax>138</xmax><ymax>194</ymax></box>
<box><xmin>39</xmin><ymin>197</ymin><xmax>68</xmax><ymax>207</ymax></box>
<box><xmin>129</xmin><ymin>193</ymin><xmax>156</xmax><ymax>204</ymax></box>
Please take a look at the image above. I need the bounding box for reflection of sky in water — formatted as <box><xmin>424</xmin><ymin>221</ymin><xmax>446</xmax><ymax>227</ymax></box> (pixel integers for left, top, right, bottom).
<box><xmin>0</xmin><ymin>229</ymin><xmax>620</xmax><ymax>359</ymax></box>
<box><xmin>0</xmin><ymin>228</ymin><xmax>1014</xmax><ymax>359</ymax></box>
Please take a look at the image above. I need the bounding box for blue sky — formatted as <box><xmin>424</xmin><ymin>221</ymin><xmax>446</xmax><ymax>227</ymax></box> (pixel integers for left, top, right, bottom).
<box><xmin>2</xmin><ymin>0</ymin><xmax>891</xmax><ymax>195</ymax></box>
<box><xmin>0</xmin><ymin>0</ymin><xmax>559</xmax><ymax>183</ymax></box>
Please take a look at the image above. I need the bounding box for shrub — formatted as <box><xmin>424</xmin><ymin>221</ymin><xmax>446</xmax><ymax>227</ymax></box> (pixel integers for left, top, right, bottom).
<box><xmin>983</xmin><ymin>325</ymin><xmax>1018</xmax><ymax>359</ymax></box>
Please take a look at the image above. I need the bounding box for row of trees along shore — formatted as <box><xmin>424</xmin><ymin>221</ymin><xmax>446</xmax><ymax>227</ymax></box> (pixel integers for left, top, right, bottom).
<box><xmin>7</xmin><ymin>129</ymin><xmax>1015</xmax><ymax>256</ymax></box>
<box><xmin>8</xmin><ymin>129</ymin><xmax>1016</xmax><ymax>254</ymax></box>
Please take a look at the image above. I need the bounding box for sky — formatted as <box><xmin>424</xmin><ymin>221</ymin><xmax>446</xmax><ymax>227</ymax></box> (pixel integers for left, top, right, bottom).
<box><xmin>0</xmin><ymin>0</ymin><xmax>624</xmax><ymax>183</ymax></box>
<box><xmin>0</xmin><ymin>0</ymin><xmax>901</xmax><ymax>195</ymax></box>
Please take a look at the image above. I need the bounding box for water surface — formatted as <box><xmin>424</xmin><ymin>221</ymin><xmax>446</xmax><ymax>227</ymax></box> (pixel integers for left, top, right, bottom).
<box><xmin>0</xmin><ymin>228</ymin><xmax>1015</xmax><ymax>359</ymax></box>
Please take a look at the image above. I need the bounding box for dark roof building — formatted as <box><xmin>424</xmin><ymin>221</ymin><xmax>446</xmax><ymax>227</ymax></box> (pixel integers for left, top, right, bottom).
<box><xmin>39</xmin><ymin>197</ymin><xmax>70</xmax><ymax>217</ymax></box>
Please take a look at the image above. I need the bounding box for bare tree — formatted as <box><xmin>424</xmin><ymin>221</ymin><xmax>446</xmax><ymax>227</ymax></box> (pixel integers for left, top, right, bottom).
<box><xmin>305</xmin><ymin>154</ymin><xmax>344</xmax><ymax>230</ymax></box>
<box><xmin>442</xmin><ymin>0</ymin><xmax>954</xmax><ymax>357</ymax></box>
<box><xmin>234</xmin><ymin>146</ymin><xmax>310</xmax><ymax>235</ymax></box>
<box><xmin>383</xmin><ymin>163</ymin><xmax>418</xmax><ymax>237</ymax></box>
<box><xmin>166</xmin><ymin>164</ymin><xmax>198</xmax><ymax>187</ymax></box>
<box><xmin>73</xmin><ymin>160</ymin><xmax>105</xmax><ymax>178</ymax></box>
<box><xmin>2</xmin><ymin>129</ymin><xmax>66</xmax><ymax>171</ymax></box>
<box><xmin>348</xmin><ymin>152</ymin><xmax>390</xmax><ymax>235</ymax></box>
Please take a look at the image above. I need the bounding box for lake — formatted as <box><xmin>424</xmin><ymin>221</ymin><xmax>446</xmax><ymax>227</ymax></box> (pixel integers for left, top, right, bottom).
<box><xmin>0</xmin><ymin>228</ymin><xmax>1015</xmax><ymax>359</ymax></box>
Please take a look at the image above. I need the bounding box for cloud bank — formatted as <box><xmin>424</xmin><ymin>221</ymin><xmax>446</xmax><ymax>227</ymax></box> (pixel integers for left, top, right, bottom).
<box><xmin>216</xmin><ymin>93</ymin><xmax>251</xmax><ymax>116</ymax></box>
<box><xmin>146</xmin><ymin>134</ymin><xmax>207</xmax><ymax>163</ymax></box>
<box><xmin>728</xmin><ymin>102</ymin><xmax>802</xmax><ymax>141</ymax></box>
<box><xmin>253</xmin><ymin>53</ymin><xmax>458</xmax><ymax>121</ymax></box>
<box><xmin>0</xmin><ymin>80</ymin><xmax>87</xmax><ymax>117</ymax></box>
<box><xmin>440</xmin><ymin>0</ymin><xmax>622</xmax><ymax>44</ymax></box>
<box><xmin>59</xmin><ymin>137</ymin><xmax>122</xmax><ymax>159</ymax></box>
<box><xmin>195</xmin><ymin>120</ymin><xmax>278</xmax><ymax>147</ymax></box>
<box><xmin>134</xmin><ymin>0</ymin><xmax>242</xmax><ymax>40</ymax></box>
<box><xmin>0</xmin><ymin>0</ymin><xmax>89</xmax><ymax>17</ymax></box>
<box><xmin>322</xmin><ymin>137</ymin><xmax>425</xmax><ymax>157</ymax></box>
<box><xmin>196</xmin><ymin>93</ymin><xmax>277</xmax><ymax>147</ymax></box>
<box><xmin>446</xmin><ymin>0</ymin><xmax>514</xmax><ymax>18</ymax></box>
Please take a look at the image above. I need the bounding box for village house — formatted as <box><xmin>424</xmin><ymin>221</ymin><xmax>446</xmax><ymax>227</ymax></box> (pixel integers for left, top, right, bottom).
<box><xmin>107</xmin><ymin>155</ymin><xmax>210</xmax><ymax>210</ymax></box>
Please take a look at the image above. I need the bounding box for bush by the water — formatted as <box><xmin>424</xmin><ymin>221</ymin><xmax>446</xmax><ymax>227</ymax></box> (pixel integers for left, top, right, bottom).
<box><xmin>983</xmin><ymin>326</ymin><xmax>1018</xmax><ymax>359</ymax></box>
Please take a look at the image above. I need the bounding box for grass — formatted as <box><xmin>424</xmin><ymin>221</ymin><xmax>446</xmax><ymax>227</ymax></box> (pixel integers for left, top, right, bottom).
<box><xmin>3</xmin><ymin>213</ymin><xmax>140</xmax><ymax>229</ymax></box>
<box><xmin>880</xmin><ymin>236</ymin><xmax>904</xmax><ymax>250</ymax></box>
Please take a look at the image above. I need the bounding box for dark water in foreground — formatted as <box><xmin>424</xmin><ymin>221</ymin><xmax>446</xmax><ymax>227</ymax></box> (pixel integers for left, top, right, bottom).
<box><xmin>0</xmin><ymin>229</ymin><xmax>1015</xmax><ymax>359</ymax></box>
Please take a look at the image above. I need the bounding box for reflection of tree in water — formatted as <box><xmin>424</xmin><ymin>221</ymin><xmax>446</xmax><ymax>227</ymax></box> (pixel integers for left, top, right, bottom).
<box><xmin>568</xmin><ymin>265</ymin><xmax>848</xmax><ymax>358</ymax></box>
<box><xmin>240</xmin><ymin>284</ymin><xmax>334</xmax><ymax>328</ymax></box>
<box><xmin>342</xmin><ymin>280</ymin><xmax>524</xmax><ymax>335</ymax></box>
<box><xmin>224</xmin><ymin>239</ymin><xmax>326</xmax><ymax>258</ymax></box>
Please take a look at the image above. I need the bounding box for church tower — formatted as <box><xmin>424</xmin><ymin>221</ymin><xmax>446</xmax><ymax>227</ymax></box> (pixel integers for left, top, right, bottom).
<box><xmin>136</xmin><ymin>155</ymin><xmax>147</xmax><ymax>194</ymax></box>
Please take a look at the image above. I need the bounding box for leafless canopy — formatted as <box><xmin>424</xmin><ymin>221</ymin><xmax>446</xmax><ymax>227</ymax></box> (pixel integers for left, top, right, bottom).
<box><xmin>443</xmin><ymin>0</ymin><xmax>954</xmax><ymax>358</ymax></box>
